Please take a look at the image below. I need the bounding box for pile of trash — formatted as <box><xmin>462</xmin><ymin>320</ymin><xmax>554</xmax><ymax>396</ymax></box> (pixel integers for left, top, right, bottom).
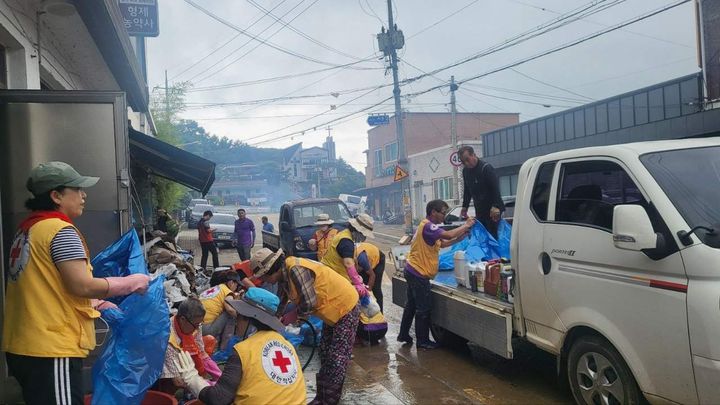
<box><xmin>143</xmin><ymin>236</ymin><xmax>211</xmax><ymax>314</ymax></box>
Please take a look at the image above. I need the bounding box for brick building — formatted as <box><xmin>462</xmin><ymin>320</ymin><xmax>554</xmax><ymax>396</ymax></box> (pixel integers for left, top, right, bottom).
<box><xmin>363</xmin><ymin>112</ymin><xmax>519</xmax><ymax>219</ymax></box>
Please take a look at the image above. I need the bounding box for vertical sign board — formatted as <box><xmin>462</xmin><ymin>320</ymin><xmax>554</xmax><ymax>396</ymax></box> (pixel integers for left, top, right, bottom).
<box><xmin>118</xmin><ymin>0</ymin><xmax>160</xmax><ymax>37</ymax></box>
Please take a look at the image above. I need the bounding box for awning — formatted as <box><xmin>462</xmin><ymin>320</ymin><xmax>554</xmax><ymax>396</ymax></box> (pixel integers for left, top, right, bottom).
<box><xmin>129</xmin><ymin>128</ymin><xmax>216</xmax><ymax>195</ymax></box>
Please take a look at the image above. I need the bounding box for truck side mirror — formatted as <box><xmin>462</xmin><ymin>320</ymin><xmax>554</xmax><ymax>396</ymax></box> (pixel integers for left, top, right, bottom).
<box><xmin>612</xmin><ymin>205</ymin><xmax>657</xmax><ymax>251</ymax></box>
<box><xmin>280</xmin><ymin>221</ymin><xmax>291</xmax><ymax>232</ymax></box>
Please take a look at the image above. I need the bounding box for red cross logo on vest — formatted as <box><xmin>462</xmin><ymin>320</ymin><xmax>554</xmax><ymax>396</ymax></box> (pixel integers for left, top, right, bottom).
<box><xmin>261</xmin><ymin>339</ymin><xmax>299</xmax><ymax>386</ymax></box>
<box><xmin>8</xmin><ymin>231</ymin><xmax>30</xmax><ymax>282</ymax></box>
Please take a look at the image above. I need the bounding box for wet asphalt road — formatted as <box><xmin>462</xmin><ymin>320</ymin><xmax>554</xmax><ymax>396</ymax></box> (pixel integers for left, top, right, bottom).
<box><xmin>178</xmin><ymin>210</ymin><xmax>573</xmax><ymax>404</ymax></box>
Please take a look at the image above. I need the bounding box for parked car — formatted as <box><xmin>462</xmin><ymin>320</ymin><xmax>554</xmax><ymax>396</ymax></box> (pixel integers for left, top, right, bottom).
<box><xmin>442</xmin><ymin>196</ymin><xmax>515</xmax><ymax>230</ymax></box>
<box><xmin>185</xmin><ymin>198</ymin><xmax>210</xmax><ymax>222</ymax></box>
<box><xmin>210</xmin><ymin>213</ymin><xmax>236</xmax><ymax>249</ymax></box>
<box><xmin>262</xmin><ymin>198</ymin><xmax>352</xmax><ymax>260</ymax></box>
<box><xmin>188</xmin><ymin>203</ymin><xmax>214</xmax><ymax>228</ymax></box>
<box><xmin>339</xmin><ymin>193</ymin><xmax>366</xmax><ymax>215</ymax></box>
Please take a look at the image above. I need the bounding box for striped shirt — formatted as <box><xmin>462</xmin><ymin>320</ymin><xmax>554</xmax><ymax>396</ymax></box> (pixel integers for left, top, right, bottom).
<box><xmin>50</xmin><ymin>227</ymin><xmax>87</xmax><ymax>264</ymax></box>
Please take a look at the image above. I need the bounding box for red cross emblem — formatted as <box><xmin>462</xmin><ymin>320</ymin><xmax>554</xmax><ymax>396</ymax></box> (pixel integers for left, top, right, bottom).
<box><xmin>9</xmin><ymin>243</ymin><xmax>22</xmax><ymax>267</ymax></box>
<box><xmin>271</xmin><ymin>350</ymin><xmax>292</xmax><ymax>373</ymax></box>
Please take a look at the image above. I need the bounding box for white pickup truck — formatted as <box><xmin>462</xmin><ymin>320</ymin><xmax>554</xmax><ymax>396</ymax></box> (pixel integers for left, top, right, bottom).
<box><xmin>391</xmin><ymin>138</ymin><xmax>720</xmax><ymax>405</ymax></box>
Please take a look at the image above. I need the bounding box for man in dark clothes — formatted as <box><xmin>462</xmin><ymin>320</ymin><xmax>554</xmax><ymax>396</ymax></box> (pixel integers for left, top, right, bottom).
<box><xmin>458</xmin><ymin>145</ymin><xmax>505</xmax><ymax>238</ymax></box>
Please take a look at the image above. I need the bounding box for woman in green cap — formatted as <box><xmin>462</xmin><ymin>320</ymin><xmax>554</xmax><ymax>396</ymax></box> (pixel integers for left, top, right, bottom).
<box><xmin>2</xmin><ymin>161</ymin><xmax>150</xmax><ymax>405</ymax></box>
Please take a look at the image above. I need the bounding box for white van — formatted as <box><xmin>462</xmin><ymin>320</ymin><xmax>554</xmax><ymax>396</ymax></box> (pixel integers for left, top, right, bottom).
<box><xmin>339</xmin><ymin>194</ymin><xmax>366</xmax><ymax>215</ymax></box>
<box><xmin>392</xmin><ymin>138</ymin><xmax>720</xmax><ymax>404</ymax></box>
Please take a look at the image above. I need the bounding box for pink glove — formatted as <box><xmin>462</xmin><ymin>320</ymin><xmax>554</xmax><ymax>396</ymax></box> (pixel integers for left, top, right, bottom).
<box><xmin>105</xmin><ymin>274</ymin><xmax>150</xmax><ymax>297</ymax></box>
<box><xmin>203</xmin><ymin>356</ymin><xmax>222</xmax><ymax>380</ymax></box>
<box><xmin>354</xmin><ymin>284</ymin><xmax>368</xmax><ymax>297</ymax></box>
<box><xmin>346</xmin><ymin>265</ymin><xmax>364</xmax><ymax>287</ymax></box>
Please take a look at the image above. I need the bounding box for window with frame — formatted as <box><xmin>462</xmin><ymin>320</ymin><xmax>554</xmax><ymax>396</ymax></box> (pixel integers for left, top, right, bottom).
<box><xmin>554</xmin><ymin>160</ymin><xmax>647</xmax><ymax>230</ymax></box>
<box><xmin>374</xmin><ymin>149</ymin><xmax>383</xmax><ymax>177</ymax></box>
<box><xmin>433</xmin><ymin>177</ymin><xmax>453</xmax><ymax>200</ymax></box>
<box><xmin>499</xmin><ymin>174</ymin><xmax>518</xmax><ymax>197</ymax></box>
<box><xmin>384</xmin><ymin>142</ymin><xmax>398</xmax><ymax>162</ymax></box>
<box><xmin>531</xmin><ymin>162</ymin><xmax>555</xmax><ymax>221</ymax></box>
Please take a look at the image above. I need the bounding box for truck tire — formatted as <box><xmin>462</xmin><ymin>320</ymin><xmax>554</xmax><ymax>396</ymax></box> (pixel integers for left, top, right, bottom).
<box><xmin>567</xmin><ymin>335</ymin><xmax>643</xmax><ymax>405</ymax></box>
<box><xmin>430</xmin><ymin>323</ymin><xmax>467</xmax><ymax>348</ymax></box>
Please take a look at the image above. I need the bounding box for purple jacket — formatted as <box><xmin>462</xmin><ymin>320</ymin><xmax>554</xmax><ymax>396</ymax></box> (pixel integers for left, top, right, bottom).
<box><xmin>233</xmin><ymin>218</ymin><xmax>255</xmax><ymax>247</ymax></box>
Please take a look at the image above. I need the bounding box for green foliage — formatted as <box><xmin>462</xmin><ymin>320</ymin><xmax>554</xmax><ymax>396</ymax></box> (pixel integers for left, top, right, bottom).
<box><xmin>321</xmin><ymin>158</ymin><xmax>365</xmax><ymax>197</ymax></box>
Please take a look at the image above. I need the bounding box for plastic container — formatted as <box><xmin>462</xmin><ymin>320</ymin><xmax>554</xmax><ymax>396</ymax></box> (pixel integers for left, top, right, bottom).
<box><xmin>453</xmin><ymin>251</ymin><xmax>467</xmax><ymax>287</ymax></box>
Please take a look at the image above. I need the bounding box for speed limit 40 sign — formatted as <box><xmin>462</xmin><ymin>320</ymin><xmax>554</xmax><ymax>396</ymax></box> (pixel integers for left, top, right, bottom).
<box><xmin>449</xmin><ymin>151</ymin><xmax>463</xmax><ymax>167</ymax></box>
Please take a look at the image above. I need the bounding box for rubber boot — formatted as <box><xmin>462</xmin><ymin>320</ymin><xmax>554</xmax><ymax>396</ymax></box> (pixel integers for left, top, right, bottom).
<box><xmin>397</xmin><ymin>307</ymin><xmax>414</xmax><ymax>344</ymax></box>
<box><xmin>415</xmin><ymin>314</ymin><xmax>439</xmax><ymax>349</ymax></box>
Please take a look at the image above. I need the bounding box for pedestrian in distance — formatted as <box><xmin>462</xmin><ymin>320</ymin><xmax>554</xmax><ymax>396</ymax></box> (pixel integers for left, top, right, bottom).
<box><xmin>354</xmin><ymin>242</ymin><xmax>385</xmax><ymax>311</ymax></box>
<box><xmin>458</xmin><ymin>145</ymin><xmax>505</xmax><ymax>239</ymax></box>
<box><xmin>3</xmin><ymin>161</ymin><xmax>150</xmax><ymax>405</ymax></box>
<box><xmin>307</xmin><ymin>213</ymin><xmax>338</xmax><ymax>261</ymax></box>
<box><xmin>198</xmin><ymin>210</ymin><xmax>219</xmax><ymax>270</ymax></box>
<box><xmin>156</xmin><ymin>208</ymin><xmax>179</xmax><ymax>247</ymax></box>
<box><xmin>232</xmin><ymin>208</ymin><xmax>255</xmax><ymax>261</ymax></box>
<box><xmin>251</xmin><ymin>248</ymin><xmax>360</xmax><ymax>405</ymax></box>
<box><xmin>397</xmin><ymin>199</ymin><xmax>475</xmax><ymax>349</ymax></box>
<box><xmin>261</xmin><ymin>215</ymin><xmax>274</xmax><ymax>233</ymax></box>
<box><xmin>156</xmin><ymin>297</ymin><xmax>221</xmax><ymax>394</ymax></box>
<box><xmin>173</xmin><ymin>288</ymin><xmax>307</xmax><ymax>405</ymax></box>
<box><xmin>321</xmin><ymin>213</ymin><xmax>375</xmax><ymax>298</ymax></box>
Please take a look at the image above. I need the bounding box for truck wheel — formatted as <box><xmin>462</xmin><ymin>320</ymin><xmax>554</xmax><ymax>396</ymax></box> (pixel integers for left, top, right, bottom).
<box><xmin>430</xmin><ymin>323</ymin><xmax>467</xmax><ymax>347</ymax></box>
<box><xmin>567</xmin><ymin>336</ymin><xmax>642</xmax><ymax>405</ymax></box>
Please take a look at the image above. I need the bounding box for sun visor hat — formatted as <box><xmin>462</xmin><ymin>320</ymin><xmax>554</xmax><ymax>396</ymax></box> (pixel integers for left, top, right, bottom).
<box><xmin>26</xmin><ymin>161</ymin><xmax>99</xmax><ymax>195</ymax></box>
<box><xmin>227</xmin><ymin>288</ymin><xmax>284</xmax><ymax>332</ymax></box>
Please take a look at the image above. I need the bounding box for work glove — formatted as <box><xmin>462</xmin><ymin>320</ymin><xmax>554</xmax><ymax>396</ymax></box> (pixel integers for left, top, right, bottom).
<box><xmin>202</xmin><ymin>356</ymin><xmax>222</xmax><ymax>380</ymax></box>
<box><xmin>347</xmin><ymin>265</ymin><xmax>368</xmax><ymax>297</ymax></box>
<box><xmin>173</xmin><ymin>351</ymin><xmax>209</xmax><ymax>397</ymax></box>
<box><xmin>354</xmin><ymin>283</ymin><xmax>369</xmax><ymax>298</ymax></box>
<box><xmin>105</xmin><ymin>274</ymin><xmax>150</xmax><ymax>297</ymax></box>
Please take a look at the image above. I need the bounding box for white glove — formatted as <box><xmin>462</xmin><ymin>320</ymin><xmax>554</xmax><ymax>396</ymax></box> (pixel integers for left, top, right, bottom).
<box><xmin>173</xmin><ymin>351</ymin><xmax>210</xmax><ymax>397</ymax></box>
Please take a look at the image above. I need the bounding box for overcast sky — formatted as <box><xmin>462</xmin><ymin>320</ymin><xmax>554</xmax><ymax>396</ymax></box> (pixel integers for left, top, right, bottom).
<box><xmin>146</xmin><ymin>0</ymin><xmax>698</xmax><ymax>170</ymax></box>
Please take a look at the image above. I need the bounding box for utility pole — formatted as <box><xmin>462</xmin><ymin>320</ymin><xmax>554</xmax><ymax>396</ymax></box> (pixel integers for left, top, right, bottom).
<box><xmin>378</xmin><ymin>0</ymin><xmax>411</xmax><ymax>233</ymax></box>
<box><xmin>450</xmin><ymin>76</ymin><xmax>459</xmax><ymax>203</ymax></box>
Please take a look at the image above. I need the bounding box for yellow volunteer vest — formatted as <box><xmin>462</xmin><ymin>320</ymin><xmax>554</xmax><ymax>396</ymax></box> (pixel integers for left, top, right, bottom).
<box><xmin>355</xmin><ymin>242</ymin><xmax>380</xmax><ymax>270</ymax></box>
<box><xmin>407</xmin><ymin>219</ymin><xmax>442</xmax><ymax>279</ymax></box>
<box><xmin>321</xmin><ymin>228</ymin><xmax>353</xmax><ymax>281</ymax></box>
<box><xmin>233</xmin><ymin>330</ymin><xmax>306</xmax><ymax>405</ymax></box>
<box><xmin>2</xmin><ymin>218</ymin><xmax>99</xmax><ymax>357</ymax></box>
<box><xmin>286</xmin><ymin>257</ymin><xmax>358</xmax><ymax>326</ymax></box>
<box><xmin>314</xmin><ymin>227</ymin><xmax>338</xmax><ymax>261</ymax></box>
<box><xmin>200</xmin><ymin>283</ymin><xmax>232</xmax><ymax>324</ymax></box>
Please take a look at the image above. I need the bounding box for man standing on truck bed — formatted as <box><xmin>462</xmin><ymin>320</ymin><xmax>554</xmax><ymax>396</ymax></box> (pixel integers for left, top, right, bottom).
<box><xmin>232</xmin><ymin>208</ymin><xmax>255</xmax><ymax>261</ymax></box>
<box><xmin>398</xmin><ymin>199</ymin><xmax>475</xmax><ymax>349</ymax></box>
<box><xmin>458</xmin><ymin>145</ymin><xmax>504</xmax><ymax>238</ymax></box>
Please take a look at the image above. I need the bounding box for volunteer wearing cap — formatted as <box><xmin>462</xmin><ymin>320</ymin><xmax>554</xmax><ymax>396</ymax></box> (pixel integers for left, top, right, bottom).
<box><xmin>307</xmin><ymin>213</ymin><xmax>338</xmax><ymax>261</ymax></box>
<box><xmin>201</xmin><ymin>271</ymin><xmax>242</xmax><ymax>350</ymax></box>
<box><xmin>252</xmin><ymin>247</ymin><xmax>359</xmax><ymax>405</ymax></box>
<box><xmin>157</xmin><ymin>297</ymin><xmax>221</xmax><ymax>394</ymax></box>
<box><xmin>354</xmin><ymin>242</ymin><xmax>385</xmax><ymax>311</ymax></box>
<box><xmin>2</xmin><ymin>161</ymin><xmax>150</xmax><ymax>405</ymax></box>
<box><xmin>172</xmin><ymin>288</ymin><xmax>306</xmax><ymax>405</ymax></box>
<box><xmin>321</xmin><ymin>213</ymin><xmax>375</xmax><ymax>298</ymax></box>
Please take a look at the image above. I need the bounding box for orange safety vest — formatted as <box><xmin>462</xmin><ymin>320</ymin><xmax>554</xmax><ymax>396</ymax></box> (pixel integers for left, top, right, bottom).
<box><xmin>233</xmin><ymin>330</ymin><xmax>306</xmax><ymax>405</ymax></box>
<box><xmin>2</xmin><ymin>218</ymin><xmax>99</xmax><ymax>357</ymax></box>
<box><xmin>354</xmin><ymin>242</ymin><xmax>381</xmax><ymax>270</ymax></box>
<box><xmin>321</xmin><ymin>228</ymin><xmax>353</xmax><ymax>281</ymax></box>
<box><xmin>286</xmin><ymin>256</ymin><xmax>358</xmax><ymax>326</ymax></box>
<box><xmin>406</xmin><ymin>219</ymin><xmax>442</xmax><ymax>279</ymax></box>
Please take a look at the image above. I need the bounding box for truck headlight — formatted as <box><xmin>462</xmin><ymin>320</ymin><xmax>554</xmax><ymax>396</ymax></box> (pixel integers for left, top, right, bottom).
<box><xmin>295</xmin><ymin>239</ymin><xmax>306</xmax><ymax>251</ymax></box>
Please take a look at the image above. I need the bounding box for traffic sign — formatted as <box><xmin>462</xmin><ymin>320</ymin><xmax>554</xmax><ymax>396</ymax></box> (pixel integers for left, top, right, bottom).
<box><xmin>393</xmin><ymin>165</ymin><xmax>409</xmax><ymax>182</ymax></box>
<box><xmin>450</xmin><ymin>151</ymin><xmax>463</xmax><ymax>167</ymax></box>
<box><xmin>119</xmin><ymin>0</ymin><xmax>160</xmax><ymax>37</ymax></box>
<box><xmin>367</xmin><ymin>114</ymin><xmax>390</xmax><ymax>126</ymax></box>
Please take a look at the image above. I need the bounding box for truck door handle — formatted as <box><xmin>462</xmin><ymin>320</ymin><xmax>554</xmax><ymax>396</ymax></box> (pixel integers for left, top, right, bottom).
<box><xmin>541</xmin><ymin>252</ymin><xmax>551</xmax><ymax>275</ymax></box>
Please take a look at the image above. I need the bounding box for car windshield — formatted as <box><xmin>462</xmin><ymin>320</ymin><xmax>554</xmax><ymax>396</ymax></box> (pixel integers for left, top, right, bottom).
<box><xmin>346</xmin><ymin>196</ymin><xmax>362</xmax><ymax>204</ymax></box>
<box><xmin>211</xmin><ymin>215</ymin><xmax>236</xmax><ymax>225</ymax></box>
<box><xmin>293</xmin><ymin>202</ymin><xmax>352</xmax><ymax>227</ymax></box>
<box><xmin>641</xmin><ymin>146</ymin><xmax>720</xmax><ymax>247</ymax></box>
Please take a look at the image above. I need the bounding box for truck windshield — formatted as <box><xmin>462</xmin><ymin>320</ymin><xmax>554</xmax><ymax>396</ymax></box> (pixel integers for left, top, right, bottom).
<box><xmin>293</xmin><ymin>203</ymin><xmax>352</xmax><ymax>227</ymax></box>
<box><xmin>641</xmin><ymin>145</ymin><xmax>720</xmax><ymax>246</ymax></box>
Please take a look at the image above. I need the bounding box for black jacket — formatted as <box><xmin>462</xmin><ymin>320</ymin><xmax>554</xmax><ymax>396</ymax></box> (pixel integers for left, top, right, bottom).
<box><xmin>461</xmin><ymin>160</ymin><xmax>504</xmax><ymax>219</ymax></box>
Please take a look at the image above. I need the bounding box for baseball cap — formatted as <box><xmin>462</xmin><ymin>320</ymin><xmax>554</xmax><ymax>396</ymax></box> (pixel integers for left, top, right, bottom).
<box><xmin>26</xmin><ymin>161</ymin><xmax>99</xmax><ymax>195</ymax></box>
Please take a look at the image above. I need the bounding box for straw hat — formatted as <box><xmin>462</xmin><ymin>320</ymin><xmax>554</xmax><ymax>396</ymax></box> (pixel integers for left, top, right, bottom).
<box><xmin>314</xmin><ymin>213</ymin><xmax>334</xmax><ymax>226</ymax></box>
<box><xmin>250</xmin><ymin>248</ymin><xmax>284</xmax><ymax>278</ymax></box>
<box><xmin>348</xmin><ymin>213</ymin><xmax>374</xmax><ymax>238</ymax></box>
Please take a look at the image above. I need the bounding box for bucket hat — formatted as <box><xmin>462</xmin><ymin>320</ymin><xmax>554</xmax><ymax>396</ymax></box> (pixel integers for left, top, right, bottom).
<box><xmin>227</xmin><ymin>288</ymin><xmax>284</xmax><ymax>332</ymax></box>
<box><xmin>348</xmin><ymin>213</ymin><xmax>374</xmax><ymax>239</ymax></box>
<box><xmin>250</xmin><ymin>248</ymin><xmax>284</xmax><ymax>278</ymax></box>
<box><xmin>26</xmin><ymin>161</ymin><xmax>99</xmax><ymax>195</ymax></box>
<box><xmin>314</xmin><ymin>213</ymin><xmax>334</xmax><ymax>226</ymax></box>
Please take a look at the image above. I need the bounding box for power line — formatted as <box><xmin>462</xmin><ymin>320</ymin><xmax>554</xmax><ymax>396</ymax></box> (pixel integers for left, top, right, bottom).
<box><xmin>509</xmin><ymin>68</ymin><xmax>595</xmax><ymax>101</ymax></box>
<box><xmin>406</xmin><ymin>0</ymin><xmax>480</xmax><ymax>40</ymax></box>
<box><xmin>460</xmin><ymin>87</ymin><xmax>576</xmax><ymax>108</ymax></box>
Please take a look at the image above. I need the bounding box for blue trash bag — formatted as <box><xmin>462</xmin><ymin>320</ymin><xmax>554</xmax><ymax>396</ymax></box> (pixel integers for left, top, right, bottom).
<box><xmin>438</xmin><ymin>219</ymin><xmax>513</xmax><ymax>268</ymax></box>
<box><xmin>300</xmin><ymin>316</ymin><xmax>323</xmax><ymax>347</ymax></box>
<box><xmin>438</xmin><ymin>238</ymin><xmax>470</xmax><ymax>270</ymax></box>
<box><xmin>90</xmin><ymin>230</ymin><xmax>170</xmax><ymax>405</ymax></box>
<box><xmin>211</xmin><ymin>335</ymin><xmax>242</xmax><ymax>363</ymax></box>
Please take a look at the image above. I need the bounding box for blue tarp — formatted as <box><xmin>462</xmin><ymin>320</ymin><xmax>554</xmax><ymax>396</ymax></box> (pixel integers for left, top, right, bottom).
<box><xmin>90</xmin><ymin>231</ymin><xmax>170</xmax><ymax>405</ymax></box>
<box><xmin>438</xmin><ymin>219</ymin><xmax>512</xmax><ymax>270</ymax></box>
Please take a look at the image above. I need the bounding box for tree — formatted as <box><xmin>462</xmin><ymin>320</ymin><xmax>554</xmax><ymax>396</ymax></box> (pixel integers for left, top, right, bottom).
<box><xmin>321</xmin><ymin>158</ymin><xmax>366</xmax><ymax>198</ymax></box>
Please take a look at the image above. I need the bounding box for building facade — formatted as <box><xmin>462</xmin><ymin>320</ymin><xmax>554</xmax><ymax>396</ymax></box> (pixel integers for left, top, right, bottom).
<box><xmin>283</xmin><ymin>137</ymin><xmax>338</xmax><ymax>197</ymax></box>
<box><xmin>363</xmin><ymin>112</ymin><xmax>519</xmax><ymax>219</ymax></box>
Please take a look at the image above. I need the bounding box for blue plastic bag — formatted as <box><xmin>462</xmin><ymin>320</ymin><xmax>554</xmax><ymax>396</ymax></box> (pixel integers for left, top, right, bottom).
<box><xmin>438</xmin><ymin>220</ymin><xmax>512</xmax><ymax>268</ymax></box>
<box><xmin>90</xmin><ymin>230</ymin><xmax>170</xmax><ymax>405</ymax></box>
<box><xmin>300</xmin><ymin>316</ymin><xmax>323</xmax><ymax>347</ymax></box>
<box><xmin>211</xmin><ymin>335</ymin><xmax>242</xmax><ymax>363</ymax></box>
